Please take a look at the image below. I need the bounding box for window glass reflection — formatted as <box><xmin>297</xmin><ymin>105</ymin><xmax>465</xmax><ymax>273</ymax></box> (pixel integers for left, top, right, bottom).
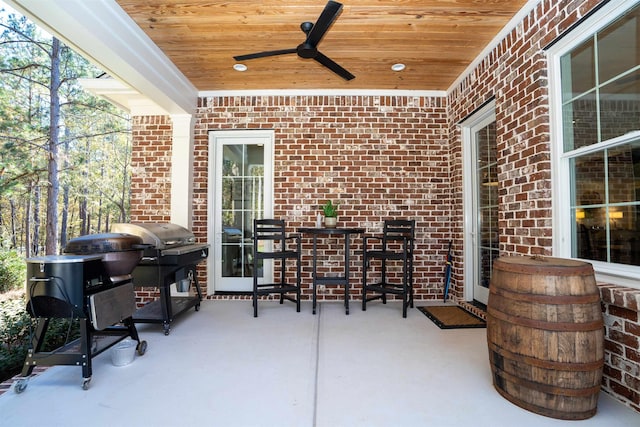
<box><xmin>562</xmin><ymin>92</ymin><xmax>598</xmax><ymax>151</ymax></box>
<box><xmin>598</xmin><ymin>7</ymin><xmax>640</xmax><ymax>83</ymax></box>
<box><xmin>571</xmin><ymin>153</ymin><xmax>606</xmax><ymax>208</ymax></box>
<box><xmin>560</xmin><ymin>38</ymin><xmax>595</xmax><ymax>101</ymax></box>
<box><xmin>600</xmin><ymin>69</ymin><xmax>640</xmax><ymax>141</ymax></box>
<box><xmin>565</xmin><ymin>4</ymin><xmax>640</xmax><ymax>268</ymax></box>
<box><xmin>608</xmin><ymin>207</ymin><xmax>640</xmax><ymax>265</ymax></box>
<box><xmin>608</xmin><ymin>143</ymin><xmax>640</xmax><ymax>204</ymax></box>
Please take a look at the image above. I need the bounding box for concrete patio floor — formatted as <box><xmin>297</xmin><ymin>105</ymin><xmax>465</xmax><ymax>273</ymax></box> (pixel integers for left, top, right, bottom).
<box><xmin>0</xmin><ymin>300</ymin><xmax>638</xmax><ymax>427</ymax></box>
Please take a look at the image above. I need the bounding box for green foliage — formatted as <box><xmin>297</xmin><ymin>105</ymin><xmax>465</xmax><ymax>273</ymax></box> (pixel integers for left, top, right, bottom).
<box><xmin>321</xmin><ymin>200</ymin><xmax>338</xmax><ymax>217</ymax></box>
<box><xmin>0</xmin><ymin>249</ymin><xmax>25</xmax><ymax>293</ymax></box>
<box><xmin>0</xmin><ymin>9</ymin><xmax>133</xmax><ymax>252</ymax></box>
<box><xmin>0</xmin><ymin>296</ymin><xmax>81</xmax><ymax>383</ymax></box>
<box><xmin>0</xmin><ymin>298</ymin><xmax>30</xmax><ymax>339</ymax></box>
<box><xmin>0</xmin><ymin>297</ymin><xmax>32</xmax><ymax>381</ymax></box>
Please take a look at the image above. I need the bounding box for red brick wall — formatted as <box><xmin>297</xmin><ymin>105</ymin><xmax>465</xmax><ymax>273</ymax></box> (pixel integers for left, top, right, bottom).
<box><xmin>130</xmin><ymin>115</ymin><xmax>172</xmax><ymax>222</ymax></box>
<box><xmin>446</xmin><ymin>0</ymin><xmax>639</xmax><ymax>414</ymax></box>
<box><xmin>130</xmin><ymin>115</ymin><xmax>172</xmax><ymax>304</ymax></box>
<box><xmin>600</xmin><ymin>285</ymin><xmax>640</xmax><ymax>412</ymax></box>
<box><xmin>194</xmin><ymin>95</ymin><xmax>450</xmax><ymax>301</ymax></box>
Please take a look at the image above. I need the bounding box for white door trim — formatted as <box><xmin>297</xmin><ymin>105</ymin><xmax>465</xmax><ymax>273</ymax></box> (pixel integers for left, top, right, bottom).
<box><xmin>207</xmin><ymin>129</ymin><xmax>274</xmax><ymax>294</ymax></box>
<box><xmin>461</xmin><ymin>100</ymin><xmax>496</xmax><ymax>303</ymax></box>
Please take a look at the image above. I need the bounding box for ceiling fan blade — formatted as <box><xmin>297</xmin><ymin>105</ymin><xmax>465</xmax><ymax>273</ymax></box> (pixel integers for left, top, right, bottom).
<box><xmin>306</xmin><ymin>1</ymin><xmax>343</xmax><ymax>47</ymax></box>
<box><xmin>314</xmin><ymin>52</ymin><xmax>354</xmax><ymax>81</ymax></box>
<box><xmin>234</xmin><ymin>48</ymin><xmax>297</xmax><ymax>61</ymax></box>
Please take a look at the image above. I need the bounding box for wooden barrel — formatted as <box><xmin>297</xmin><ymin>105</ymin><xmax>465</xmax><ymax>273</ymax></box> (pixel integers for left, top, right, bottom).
<box><xmin>486</xmin><ymin>256</ymin><xmax>604</xmax><ymax>420</ymax></box>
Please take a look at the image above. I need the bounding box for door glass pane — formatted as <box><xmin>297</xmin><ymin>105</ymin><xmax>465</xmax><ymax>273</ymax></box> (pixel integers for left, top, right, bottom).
<box><xmin>221</xmin><ymin>144</ymin><xmax>264</xmax><ymax>278</ymax></box>
<box><xmin>479</xmin><ymin>248</ymin><xmax>499</xmax><ymax>288</ymax></box>
<box><xmin>478</xmin><ymin>123</ymin><xmax>496</xmax><ymax>166</ymax></box>
<box><xmin>476</xmin><ymin>121</ymin><xmax>499</xmax><ymax>290</ymax></box>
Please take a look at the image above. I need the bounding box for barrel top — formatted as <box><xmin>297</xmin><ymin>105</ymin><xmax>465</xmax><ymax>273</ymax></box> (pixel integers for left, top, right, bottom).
<box><xmin>494</xmin><ymin>256</ymin><xmax>594</xmax><ymax>276</ymax></box>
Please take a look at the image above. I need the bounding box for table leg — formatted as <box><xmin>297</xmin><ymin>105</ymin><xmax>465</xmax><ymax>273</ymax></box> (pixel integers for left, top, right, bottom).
<box><xmin>312</xmin><ymin>235</ymin><xmax>318</xmax><ymax>315</ymax></box>
<box><xmin>344</xmin><ymin>234</ymin><xmax>350</xmax><ymax>315</ymax></box>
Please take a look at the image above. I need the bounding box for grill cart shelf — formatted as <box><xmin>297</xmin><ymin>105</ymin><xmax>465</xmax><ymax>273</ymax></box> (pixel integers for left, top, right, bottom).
<box><xmin>131</xmin><ymin>260</ymin><xmax>205</xmax><ymax>335</ymax></box>
<box><xmin>16</xmin><ymin>255</ymin><xmax>147</xmax><ymax>393</ymax></box>
<box><xmin>112</xmin><ymin>223</ymin><xmax>209</xmax><ymax>335</ymax></box>
<box><xmin>18</xmin><ymin>312</ymin><xmax>144</xmax><ymax>393</ymax></box>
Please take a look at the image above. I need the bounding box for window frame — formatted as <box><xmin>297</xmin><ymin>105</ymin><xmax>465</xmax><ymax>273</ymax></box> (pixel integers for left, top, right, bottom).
<box><xmin>549</xmin><ymin>0</ymin><xmax>640</xmax><ymax>288</ymax></box>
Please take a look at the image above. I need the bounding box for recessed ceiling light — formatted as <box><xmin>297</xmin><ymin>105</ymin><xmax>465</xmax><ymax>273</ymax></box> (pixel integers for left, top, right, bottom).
<box><xmin>233</xmin><ymin>64</ymin><xmax>248</xmax><ymax>72</ymax></box>
<box><xmin>391</xmin><ymin>63</ymin><xmax>406</xmax><ymax>72</ymax></box>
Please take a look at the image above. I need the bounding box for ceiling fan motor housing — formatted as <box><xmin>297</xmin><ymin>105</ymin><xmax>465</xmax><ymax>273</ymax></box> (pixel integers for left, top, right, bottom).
<box><xmin>297</xmin><ymin>43</ymin><xmax>318</xmax><ymax>58</ymax></box>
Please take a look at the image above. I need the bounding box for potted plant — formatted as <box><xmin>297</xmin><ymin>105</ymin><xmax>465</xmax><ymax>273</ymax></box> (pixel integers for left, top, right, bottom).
<box><xmin>321</xmin><ymin>200</ymin><xmax>338</xmax><ymax>228</ymax></box>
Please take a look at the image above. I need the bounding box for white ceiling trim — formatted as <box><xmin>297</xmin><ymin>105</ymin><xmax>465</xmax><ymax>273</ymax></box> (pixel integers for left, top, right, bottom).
<box><xmin>5</xmin><ymin>0</ymin><xmax>197</xmax><ymax>115</ymax></box>
<box><xmin>199</xmin><ymin>89</ymin><xmax>447</xmax><ymax>98</ymax></box>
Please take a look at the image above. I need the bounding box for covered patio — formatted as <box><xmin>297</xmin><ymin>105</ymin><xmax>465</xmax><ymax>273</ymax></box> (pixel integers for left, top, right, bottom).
<box><xmin>2</xmin><ymin>0</ymin><xmax>639</xmax><ymax>417</ymax></box>
<box><xmin>0</xmin><ymin>301</ymin><xmax>637</xmax><ymax>426</ymax></box>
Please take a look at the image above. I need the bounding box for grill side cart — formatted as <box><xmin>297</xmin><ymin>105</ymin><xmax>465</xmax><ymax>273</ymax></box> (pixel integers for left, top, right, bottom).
<box><xmin>112</xmin><ymin>223</ymin><xmax>209</xmax><ymax>335</ymax></box>
<box><xmin>17</xmin><ymin>254</ymin><xmax>146</xmax><ymax>393</ymax></box>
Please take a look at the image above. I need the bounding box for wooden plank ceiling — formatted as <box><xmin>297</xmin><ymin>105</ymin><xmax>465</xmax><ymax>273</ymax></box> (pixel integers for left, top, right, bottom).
<box><xmin>116</xmin><ymin>0</ymin><xmax>528</xmax><ymax>91</ymax></box>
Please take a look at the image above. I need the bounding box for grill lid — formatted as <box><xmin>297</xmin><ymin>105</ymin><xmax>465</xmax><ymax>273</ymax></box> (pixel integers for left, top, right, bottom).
<box><xmin>111</xmin><ymin>223</ymin><xmax>196</xmax><ymax>250</ymax></box>
<box><xmin>64</xmin><ymin>233</ymin><xmax>144</xmax><ymax>254</ymax></box>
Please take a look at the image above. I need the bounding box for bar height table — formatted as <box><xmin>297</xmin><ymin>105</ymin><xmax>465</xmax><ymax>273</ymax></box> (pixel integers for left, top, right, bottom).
<box><xmin>298</xmin><ymin>227</ymin><xmax>364</xmax><ymax>315</ymax></box>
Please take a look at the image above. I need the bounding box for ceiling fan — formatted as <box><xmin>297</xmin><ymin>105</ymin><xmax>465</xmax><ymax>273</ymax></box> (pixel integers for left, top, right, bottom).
<box><xmin>233</xmin><ymin>0</ymin><xmax>354</xmax><ymax>81</ymax></box>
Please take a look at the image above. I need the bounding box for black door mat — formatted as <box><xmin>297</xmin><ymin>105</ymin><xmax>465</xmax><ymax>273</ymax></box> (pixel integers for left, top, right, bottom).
<box><xmin>418</xmin><ymin>305</ymin><xmax>486</xmax><ymax>329</ymax></box>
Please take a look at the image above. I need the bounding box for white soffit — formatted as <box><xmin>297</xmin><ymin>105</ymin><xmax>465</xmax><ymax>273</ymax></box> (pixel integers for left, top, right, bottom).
<box><xmin>79</xmin><ymin>77</ymin><xmax>167</xmax><ymax>116</ymax></box>
<box><xmin>5</xmin><ymin>0</ymin><xmax>197</xmax><ymax>115</ymax></box>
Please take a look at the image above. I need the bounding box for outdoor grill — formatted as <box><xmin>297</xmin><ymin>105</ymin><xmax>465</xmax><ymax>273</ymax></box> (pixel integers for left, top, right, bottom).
<box><xmin>111</xmin><ymin>223</ymin><xmax>209</xmax><ymax>335</ymax></box>
<box><xmin>17</xmin><ymin>233</ymin><xmax>148</xmax><ymax>393</ymax></box>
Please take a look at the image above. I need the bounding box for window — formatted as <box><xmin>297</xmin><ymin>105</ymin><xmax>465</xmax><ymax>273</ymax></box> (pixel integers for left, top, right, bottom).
<box><xmin>551</xmin><ymin>0</ymin><xmax>640</xmax><ymax>286</ymax></box>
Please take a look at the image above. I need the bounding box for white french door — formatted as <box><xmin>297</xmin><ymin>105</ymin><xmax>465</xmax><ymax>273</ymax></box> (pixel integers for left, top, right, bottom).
<box><xmin>463</xmin><ymin>102</ymin><xmax>498</xmax><ymax>305</ymax></box>
<box><xmin>209</xmin><ymin>130</ymin><xmax>273</xmax><ymax>292</ymax></box>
